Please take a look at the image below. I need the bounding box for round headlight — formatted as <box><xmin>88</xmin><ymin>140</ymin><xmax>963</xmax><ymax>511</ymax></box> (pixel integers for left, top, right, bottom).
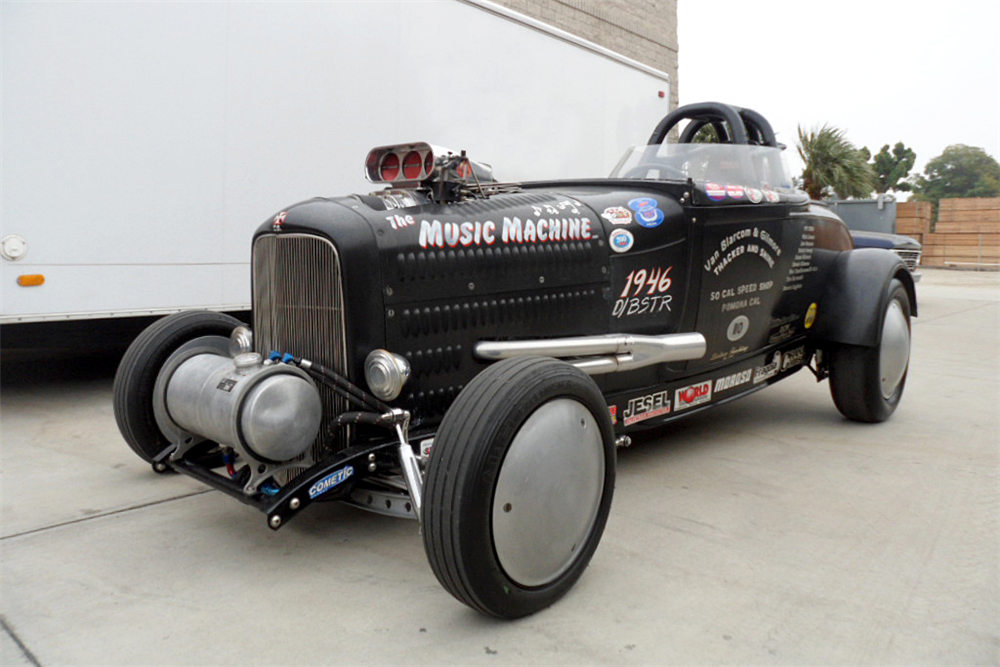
<box><xmin>229</xmin><ymin>325</ymin><xmax>254</xmax><ymax>357</ymax></box>
<box><xmin>364</xmin><ymin>349</ymin><xmax>411</xmax><ymax>401</ymax></box>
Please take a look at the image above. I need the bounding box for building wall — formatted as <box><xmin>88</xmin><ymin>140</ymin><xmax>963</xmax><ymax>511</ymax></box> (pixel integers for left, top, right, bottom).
<box><xmin>490</xmin><ymin>0</ymin><xmax>679</xmax><ymax>111</ymax></box>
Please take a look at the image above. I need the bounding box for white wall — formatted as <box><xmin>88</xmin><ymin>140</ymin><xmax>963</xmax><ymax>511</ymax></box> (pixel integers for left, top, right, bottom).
<box><xmin>1</xmin><ymin>1</ymin><xmax>669</xmax><ymax>321</ymax></box>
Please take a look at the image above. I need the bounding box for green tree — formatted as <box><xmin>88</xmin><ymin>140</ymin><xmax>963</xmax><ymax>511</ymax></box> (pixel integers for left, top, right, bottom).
<box><xmin>911</xmin><ymin>144</ymin><xmax>1000</xmax><ymax>207</ymax></box>
<box><xmin>691</xmin><ymin>123</ymin><xmax>721</xmax><ymax>143</ymax></box>
<box><xmin>797</xmin><ymin>125</ymin><xmax>875</xmax><ymax>200</ymax></box>
<box><xmin>861</xmin><ymin>142</ymin><xmax>916</xmax><ymax>194</ymax></box>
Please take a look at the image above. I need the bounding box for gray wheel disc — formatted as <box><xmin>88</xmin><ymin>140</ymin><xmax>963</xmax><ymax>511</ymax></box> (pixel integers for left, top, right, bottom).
<box><xmin>492</xmin><ymin>398</ymin><xmax>606</xmax><ymax>587</ymax></box>
<box><xmin>879</xmin><ymin>298</ymin><xmax>910</xmax><ymax>399</ymax></box>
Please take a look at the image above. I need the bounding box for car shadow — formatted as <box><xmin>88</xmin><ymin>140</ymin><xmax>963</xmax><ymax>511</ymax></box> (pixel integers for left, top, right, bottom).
<box><xmin>1</xmin><ymin>348</ymin><xmax>123</xmax><ymax>389</ymax></box>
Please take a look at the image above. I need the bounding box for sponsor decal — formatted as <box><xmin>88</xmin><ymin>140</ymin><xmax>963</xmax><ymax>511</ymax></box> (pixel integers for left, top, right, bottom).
<box><xmin>726</xmin><ymin>184</ymin><xmax>745</xmax><ymax>200</ymax></box>
<box><xmin>781</xmin><ymin>345</ymin><xmax>806</xmax><ymax>371</ymax></box>
<box><xmin>272</xmin><ymin>211</ymin><xmax>287</xmax><ymax>232</ymax></box>
<box><xmin>609</xmin><ymin>229</ymin><xmax>634</xmax><ymax>253</ymax></box>
<box><xmin>379</xmin><ymin>192</ymin><xmax>424</xmax><ymax>212</ymax></box>
<box><xmin>746</xmin><ymin>187</ymin><xmax>764</xmax><ymax>204</ymax></box>
<box><xmin>764</xmin><ymin>188</ymin><xmax>781</xmax><ymax>203</ymax></box>
<box><xmin>804</xmin><ymin>303</ymin><xmax>818</xmax><ymax>329</ymax></box>
<box><xmin>623</xmin><ymin>390</ymin><xmax>671</xmax><ymax>426</ymax></box>
<box><xmin>784</xmin><ymin>223</ymin><xmax>819</xmax><ymax>294</ymax></box>
<box><xmin>609</xmin><ymin>405</ymin><xmax>618</xmax><ymax>425</ymax></box>
<box><xmin>418</xmin><ymin>216</ymin><xmax>593</xmax><ymax>249</ymax></box>
<box><xmin>753</xmin><ymin>351</ymin><xmax>782</xmax><ymax>384</ymax></box>
<box><xmin>710</xmin><ymin>280</ymin><xmax>774</xmax><ymax>311</ymax></box>
<box><xmin>767</xmin><ymin>322</ymin><xmax>796</xmax><ymax>345</ymax></box>
<box><xmin>531</xmin><ymin>199</ymin><xmax>583</xmax><ymax>216</ymax></box>
<box><xmin>627</xmin><ymin>197</ymin><xmax>658</xmax><ymax>211</ymax></box>
<box><xmin>601</xmin><ymin>206</ymin><xmax>632</xmax><ymax>225</ymax></box>
<box><xmin>628</xmin><ymin>197</ymin><xmax>665</xmax><ymax>229</ymax></box>
<box><xmin>726</xmin><ymin>315</ymin><xmax>750</xmax><ymax>342</ymax></box>
<box><xmin>636</xmin><ymin>207</ymin><xmax>665</xmax><ymax>228</ymax></box>
<box><xmin>674</xmin><ymin>381</ymin><xmax>713</xmax><ymax>411</ymax></box>
<box><xmin>705</xmin><ymin>182</ymin><xmax>727</xmax><ymax>201</ymax></box>
<box><xmin>709</xmin><ymin>345</ymin><xmax>749</xmax><ymax>362</ymax></box>
<box><xmin>713</xmin><ymin>368</ymin><xmax>753</xmax><ymax>393</ymax></box>
<box><xmin>720</xmin><ymin>297</ymin><xmax>761</xmax><ymax>313</ymax></box>
<box><xmin>767</xmin><ymin>314</ymin><xmax>798</xmax><ymax>344</ymax></box>
<box><xmin>308</xmin><ymin>465</ymin><xmax>355</xmax><ymax>499</ymax></box>
<box><xmin>703</xmin><ymin>226</ymin><xmax>782</xmax><ymax>275</ymax></box>
<box><xmin>614</xmin><ymin>266</ymin><xmax>673</xmax><ymax>318</ymax></box>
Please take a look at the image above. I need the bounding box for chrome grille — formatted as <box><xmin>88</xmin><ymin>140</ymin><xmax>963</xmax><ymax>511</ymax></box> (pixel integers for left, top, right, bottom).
<box><xmin>253</xmin><ymin>233</ymin><xmax>349</xmax><ymax>455</ymax></box>
<box><xmin>892</xmin><ymin>248</ymin><xmax>922</xmax><ymax>272</ymax></box>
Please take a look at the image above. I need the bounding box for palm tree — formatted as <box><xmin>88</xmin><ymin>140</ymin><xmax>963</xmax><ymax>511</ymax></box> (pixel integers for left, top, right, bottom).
<box><xmin>797</xmin><ymin>125</ymin><xmax>875</xmax><ymax>200</ymax></box>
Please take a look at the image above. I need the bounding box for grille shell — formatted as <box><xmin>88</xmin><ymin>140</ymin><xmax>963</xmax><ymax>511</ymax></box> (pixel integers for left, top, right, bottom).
<box><xmin>892</xmin><ymin>248</ymin><xmax>922</xmax><ymax>272</ymax></box>
<box><xmin>252</xmin><ymin>233</ymin><xmax>349</xmax><ymax>455</ymax></box>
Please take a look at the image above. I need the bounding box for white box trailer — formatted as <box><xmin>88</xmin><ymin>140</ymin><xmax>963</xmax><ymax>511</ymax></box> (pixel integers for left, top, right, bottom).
<box><xmin>1</xmin><ymin>0</ymin><xmax>670</xmax><ymax>335</ymax></box>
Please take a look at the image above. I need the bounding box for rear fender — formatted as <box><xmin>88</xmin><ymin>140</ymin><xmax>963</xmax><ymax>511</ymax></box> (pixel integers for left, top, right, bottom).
<box><xmin>811</xmin><ymin>249</ymin><xmax>917</xmax><ymax>347</ymax></box>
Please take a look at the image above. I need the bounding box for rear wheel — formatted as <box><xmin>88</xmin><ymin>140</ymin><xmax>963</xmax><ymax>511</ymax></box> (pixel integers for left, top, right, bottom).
<box><xmin>828</xmin><ymin>278</ymin><xmax>911</xmax><ymax>423</ymax></box>
<box><xmin>114</xmin><ymin>310</ymin><xmax>243</xmax><ymax>462</ymax></box>
<box><xmin>422</xmin><ymin>357</ymin><xmax>616</xmax><ymax>619</ymax></box>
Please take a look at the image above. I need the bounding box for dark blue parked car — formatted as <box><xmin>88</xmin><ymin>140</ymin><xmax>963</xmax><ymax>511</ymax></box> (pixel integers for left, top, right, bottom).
<box><xmin>850</xmin><ymin>230</ymin><xmax>922</xmax><ymax>282</ymax></box>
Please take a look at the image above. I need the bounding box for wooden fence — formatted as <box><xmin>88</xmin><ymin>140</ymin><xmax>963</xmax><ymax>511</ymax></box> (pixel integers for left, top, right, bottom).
<box><xmin>896</xmin><ymin>198</ymin><xmax>999</xmax><ymax>267</ymax></box>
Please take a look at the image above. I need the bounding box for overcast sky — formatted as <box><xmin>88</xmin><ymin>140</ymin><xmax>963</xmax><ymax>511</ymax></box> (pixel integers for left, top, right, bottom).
<box><xmin>677</xmin><ymin>0</ymin><xmax>1000</xmax><ymax>186</ymax></box>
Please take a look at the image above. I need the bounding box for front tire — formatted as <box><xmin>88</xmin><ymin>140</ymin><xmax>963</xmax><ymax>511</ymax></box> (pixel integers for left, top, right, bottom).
<box><xmin>422</xmin><ymin>357</ymin><xmax>616</xmax><ymax>619</ymax></box>
<box><xmin>114</xmin><ymin>310</ymin><xmax>243</xmax><ymax>462</ymax></box>
<box><xmin>828</xmin><ymin>277</ymin><xmax>912</xmax><ymax>423</ymax></box>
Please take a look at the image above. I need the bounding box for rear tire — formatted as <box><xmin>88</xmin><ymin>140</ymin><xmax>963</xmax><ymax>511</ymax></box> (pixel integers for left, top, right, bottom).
<box><xmin>114</xmin><ymin>310</ymin><xmax>243</xmax><ymax>462</ymax></box>
<box><xmin>828</xmin><ymin>278</ymin><xmax>911</xmax><ymax>423</ymax></box>
<box><xmin>422</xmin><ymin>357</ymin><xmax>616</xmax><ymax>619</ymax></box>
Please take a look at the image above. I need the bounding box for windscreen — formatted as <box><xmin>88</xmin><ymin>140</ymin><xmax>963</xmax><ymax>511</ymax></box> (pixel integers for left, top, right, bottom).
<box><xmin>610</xmin><ymin>143</ymin><xmax>795</xmax><ymax>192</ymax></box>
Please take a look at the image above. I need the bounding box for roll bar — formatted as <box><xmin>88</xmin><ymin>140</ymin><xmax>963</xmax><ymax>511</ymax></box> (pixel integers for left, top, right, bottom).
<box><xmin>647</xmin><ymin>102</ymin><xmax>779</xmax><ymax>147</ymax></box>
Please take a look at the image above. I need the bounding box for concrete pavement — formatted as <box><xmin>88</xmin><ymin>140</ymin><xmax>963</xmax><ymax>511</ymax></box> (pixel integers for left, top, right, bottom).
<box><xmin>2</xmin><ymin>267</ymin><xmax>998</xmax><ymax>665</ymax></box>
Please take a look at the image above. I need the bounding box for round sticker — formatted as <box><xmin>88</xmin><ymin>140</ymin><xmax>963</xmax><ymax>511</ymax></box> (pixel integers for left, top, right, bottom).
<box><xmin>705</xmin><ymin>182</ymin><xmax>726</xmax><ymax>201</ymax></box>
<box><xmin>726</xmin><ymin>184</ymin><xmax>745</xmax><ymax>200</ymax></box>
<box><xmin>746</xmin><ymin>188</ymin><xmax>763</xmax><ymax>204</ymax></box>
<box><xmin>804</xmin><ymin>303</ymin><xmax>818</xmax><ymax>329</ymax></box>
<box><xmin>727</xmin><ymin>315</ymin><xmax>750</xmax><ymax>342</ymax></box>
<box><xmin>627</xmin><ymin>197</ymin><xmax>657</xmax><ymax>212</ymax></box>
<box><xmin>609</xmin><ymin>229</ymin><xmax>634</xmax><ymax>253</ymax></box>
<box><xmin>636</xmin><ymin>207</ymin><xmax>665</xmax><ymax>228</ymax></box>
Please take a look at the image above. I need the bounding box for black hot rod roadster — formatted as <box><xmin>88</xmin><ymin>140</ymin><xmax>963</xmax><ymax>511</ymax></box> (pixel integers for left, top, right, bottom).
<box><xmin>114</xmin><ymin>102</ymin><xmax>915</xmax><ymax>618</ymax></box>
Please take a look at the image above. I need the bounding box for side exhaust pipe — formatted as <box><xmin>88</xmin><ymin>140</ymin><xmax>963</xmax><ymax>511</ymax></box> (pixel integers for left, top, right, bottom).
<box><xmin>474</xmin><ymin>333</ymin><xmax>706</xmax><ymax>375</ymax></box>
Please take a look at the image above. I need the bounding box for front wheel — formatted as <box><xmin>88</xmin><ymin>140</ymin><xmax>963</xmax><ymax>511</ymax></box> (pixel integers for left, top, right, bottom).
<box><xmin>114</xmin><ymin>310</ymin><xmax>243</xmax><ymax>462</ymax></box>
<box><xmin>421</xmin><ymin>357</ymin><xmax>616</xmax><ymax>619</ymax></box>
<box><xmin>828</xmin><ymin>277</ymin><xmax>912</xmax><ymax>423</ymax></box>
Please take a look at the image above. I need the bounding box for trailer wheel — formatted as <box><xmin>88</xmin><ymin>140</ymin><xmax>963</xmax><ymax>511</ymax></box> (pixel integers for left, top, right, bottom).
<box><xmin>828</xmin><ymin>278</ymin><xmax>912</xmax><ymax>423</ymax></box>
<box><xmin>422</xmin><ymin>357</ymin><xmax>616</xmax><ymax>619</ymax></box>
<box><xmin>114</xmin><ymin>310</ymin><xmax>243</xmax><ymax>462</ymax></box>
